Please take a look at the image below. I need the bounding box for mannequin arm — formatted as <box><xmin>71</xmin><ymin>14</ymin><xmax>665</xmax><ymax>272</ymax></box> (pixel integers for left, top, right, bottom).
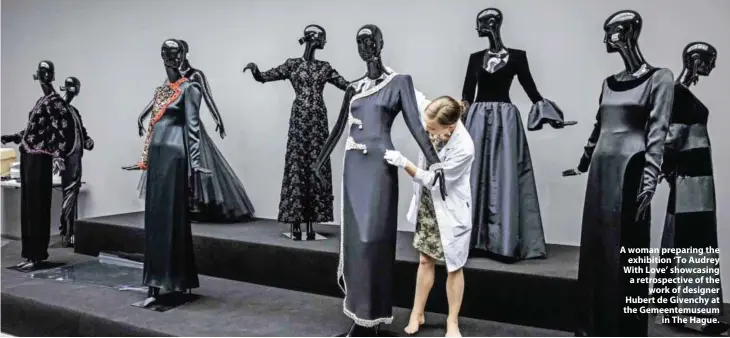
<box><xmin>190</xmin><ymin>71</ymin><xmax>225</xmax><ymax>137</ymax></box>
<box><xmin>412</xmin><ymin>143</ymin><xmax>473</xmax><ymax>191</ymax></box>
<box><xmin>314</xmin><ymin>87</ymin><xmax>355</xmax><ymax>182</ymax></box>
<box><xmin>137</xmin><ymin>98</ymin><xmax>154</xmax><ymax>136</ymax></box>
<box><xmin>258</xmin><ymin>59</ymin><xmax>292</xmax><ymax>83</ymax></box>
<box><xmin>576</xmin><ymin>110</ymin><xmax>601</xmax><ymax>173</ymax></box>
<box><xmin>516</xmin><ymin>51</ymin><xmax>544</xmax><ymax>104</ymax></box>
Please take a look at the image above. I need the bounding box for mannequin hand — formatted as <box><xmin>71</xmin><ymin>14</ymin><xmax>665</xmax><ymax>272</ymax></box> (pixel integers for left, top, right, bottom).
<box><xmin>312</xmin><ymin>162</ymin><xmax>330</xmax><ymax>188</ymax></box>
<box><xmin>193</xmin><ymin>167</ymin><xmax>211</xmax><ymax>175</ymax></box>
<box><xmin>562</xmin><ymin>168</ymin><xmax>583</xmax><ymax>177</ymax></box>
<box><xmin>215</xmin><ymin>124</ymin><xmax>226</xmax><ymax>139</ymax></box>
<box><xmin>635</xmin><ymin>190</ymin><xmax>654</xmax><ymax>222</ymax></box>
<box><xmin>434</xmin><ymin>169</ymin><xmax>448</xmax><ymax>200</ymax></box>
<box><xmin>84</xmin><ymin>138</ymin><xmax>95</xmax><ymax>151</ymax></box>
<box><xmin>137</xmin><ymin>123</ymin><xmax>145</xmax><ymax>137</ymax></box>
<box><xmin>1</xmin><ymin>134</ymin><xmax>19</xmax><ymax>144</ymax></box>
<box><xmin>242</xmin><ymin>63</ymin><xmax>258</xmax><ymax>73</ymax></box>
<box><xmin>52</xmin><ymin>158</ymin><xmax>65</xmax><ymax>175</ymax></box>
<box><xmin>121</xmin><ymin>164</ymin><xmax>142</xmax><ymax>171</ymax></box>
<box><xmin>383</xmin><ymin>150</ymin><xmax>408</xmax><ymax>168</ymax></box>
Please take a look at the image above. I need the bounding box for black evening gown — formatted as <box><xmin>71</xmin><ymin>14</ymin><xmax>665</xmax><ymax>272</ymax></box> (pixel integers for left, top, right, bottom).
<box><xmin>652</xmin><ymin>83</ymin><xmax>723</xmax><ymax>318</ymax></box>
<box><xmin>316</xmin><ymin>72</ymin><xmax>441</xmax><ymax>327</ymax></box>
<box><xmin>575</xmin><ymin>68</ymin><xmax>674</xmax><ymax>336</ymax></box>
<box><xmin>142</xmin><ymin>78</ymin><xmax>200</xmax><ymax>292</ymax></box>
<box><xmin>462</xmin><ymin>48</ymin><xmax>567</xmax><ymax>260</ymax></box>
<box><xmin>138</xmin><ymin>73</ymin><xmax>255</xmax><ymax>223</ymax></box>
<box><xmin>259</xmin><ymin>58</ymin><xmax>349</xmax><ymax>224</ymax></box>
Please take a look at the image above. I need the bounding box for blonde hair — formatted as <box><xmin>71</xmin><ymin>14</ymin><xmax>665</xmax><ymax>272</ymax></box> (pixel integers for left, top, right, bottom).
<box><xmin>424</xmin><ymin>96</ymin><xmax>466</xmax><ymax>126</ymax></box>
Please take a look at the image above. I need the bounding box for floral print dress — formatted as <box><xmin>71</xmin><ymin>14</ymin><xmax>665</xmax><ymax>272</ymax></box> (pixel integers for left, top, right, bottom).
<box><xmin>413</xmin><ymin>135</ymin><xmax>448</xmax><ymax>260</ymax></box>
<box><xmin>259</xmin><ymin>58</ymin><xmax>349</xmax><ymax>223</ymax></box>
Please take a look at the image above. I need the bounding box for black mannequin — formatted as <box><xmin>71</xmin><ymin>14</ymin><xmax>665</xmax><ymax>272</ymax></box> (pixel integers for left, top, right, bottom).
<box><xmin>243</xmin><ymin>25</ymin><xmax>350</xmax><ymax>241</ymax></box>
<box><xmin>58</xmin><ymin>77</ymin><xmax>93</xmax><ymax>247</ymax></box>
<box><xmin>1</xmin><ymin>60</ymin><xmax>72</xmax><ymax>269</ymax></box>
<box><xmin>180</xmin><ymin>39</ymin><xmax>226</xmax><ymax>138</ymax></box>
<box><xmin>125</xmin><ymin>39</ymin><xmax>208</xmax><ymax>309</ymax></box>
<box><xmin>562</xmin><ymin>9</ymin><xmax>653</xmax><ymax>196</ymax></box>
<box><xmin>353</xmin><ymin>24</ymin><xmax>391</xmax><ymax>83</ymax></box>
<box><xmin>677</xmin><ymin>42</ymin><xmax>717</xmax><ymax>87</ymax></box>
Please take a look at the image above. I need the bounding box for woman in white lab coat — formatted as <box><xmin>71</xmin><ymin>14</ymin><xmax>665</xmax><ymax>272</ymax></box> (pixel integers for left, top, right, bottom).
<box><xmin>384</xmin><ymin>96</ymin><xmax>474</xmax><ymax>337</ymax></box>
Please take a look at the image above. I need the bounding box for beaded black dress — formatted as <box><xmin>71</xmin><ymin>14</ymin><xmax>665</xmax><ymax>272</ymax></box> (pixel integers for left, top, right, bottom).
<box><xmin>259</xmin><ymin>58</ymin><xmax>349</xmax><ymax>224</ymax></box>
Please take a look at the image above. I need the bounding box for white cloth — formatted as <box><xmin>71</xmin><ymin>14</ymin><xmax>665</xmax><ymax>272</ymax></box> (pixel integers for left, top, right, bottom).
<box><xmin>406</xmin><ymin>121</ymin><xmax>475</xmax><ymax>272</ymax></box>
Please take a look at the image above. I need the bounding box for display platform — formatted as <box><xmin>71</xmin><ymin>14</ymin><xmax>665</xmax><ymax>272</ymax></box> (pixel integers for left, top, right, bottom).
<box><xmin>0</xmin><ymin>240</ymin><xmax>571</xmax><ymax>337</ymax></box>
<box><xmin>74</xmin><ymin>212</ymin><xmax>580</xmax><ymax>331</ymax></box>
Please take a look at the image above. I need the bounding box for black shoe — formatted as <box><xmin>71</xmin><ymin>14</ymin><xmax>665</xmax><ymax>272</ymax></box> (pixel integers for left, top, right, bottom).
<box><xmin>291</xmin><ymin>223</ymin><xmax>302</xmax><ymax>241</ymax></box>
<box><xmin>306</xmin><ymin>222</ymin><xmax>316</xmax><ymax>240</ymax></box>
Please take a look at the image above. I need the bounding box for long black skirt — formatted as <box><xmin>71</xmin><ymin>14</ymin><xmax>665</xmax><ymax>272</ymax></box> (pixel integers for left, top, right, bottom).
<box><xmin>143</xmin><ymin>141</ymin><xmax>199</xmax><ymax>292</ymax></box>
<box><xmin>464</xmin><ymin>101</ymin><xmax>546</xmax><ymax>261</ymax></box>
<box><xmin>339</xmin><ymin>147</ymin><xmax>398</xmax><ymax>327</ymax></box>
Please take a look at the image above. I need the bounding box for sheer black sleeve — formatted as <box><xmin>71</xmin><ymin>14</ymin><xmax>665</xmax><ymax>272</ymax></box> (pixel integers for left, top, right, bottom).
<box><xmin>314</xmin><ymin>86</ymin><xmax>355</xmax><ymax>176</ymax></box>
<box><xmin>190</xmin><ymin>70</ymin><xmax>224</xmax><ymax>128</ymax></box>
<box><xmin>515</xmin><ymin>50</ymin><xmax>544</xmax><ymax>104</ymax></box>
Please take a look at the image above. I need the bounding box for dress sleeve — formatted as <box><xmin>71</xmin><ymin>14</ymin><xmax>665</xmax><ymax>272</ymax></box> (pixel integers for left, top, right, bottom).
<box><xmin>184</xmin><ymin>83</ymin><xmax>204</xmax><ymax>169</ymax></box>
<box><xmin>259</xmin><ymin>59</ymin><xmax>292</xmax><ymax>83</ymax></box>
<box><xmin>45</xmin><ymin>97</ymin><xmax>73</xmax><ymax>162</ymax></box>
<box><xmin>461</xmin><ymin>53</ymin><xmax>478</xmax><ymax>104</ymax></box>
<box><xmin>314</xmin><ymin>87</ymin><xmax>356</xmax><ymax>173</ymax></box>
<box><xmin>642</xmin><ymin>69</ymin><xmax>674</xmax><ymax>193</ymax></box>
<box><xmin>515</xmin><ymin>51</ymin><xmax>544</xmax><ymax>103</ymax></box>
<box><xmin>399</xmin><ymin>75</ymin><xmax>441</xmax><ymax>166</ymax></box>
<box><xmin>413</xmin><ymin>140</ymin><xmax>474</xmax><ymax>191</ymax></box>
<box><xmin>327</xmin><ymin>65</ymin><xmax>350</xmax><ymax>91</ymax></box>
<box><xmin>577</xmin><ymin>87</ymin><xmax>604</xmax><ymax>173</ymax></box>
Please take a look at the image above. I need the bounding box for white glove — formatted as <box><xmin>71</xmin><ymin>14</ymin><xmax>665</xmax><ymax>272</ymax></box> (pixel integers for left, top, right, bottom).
<box><xmin>384</xmin><ymin>150</ymin><xmax>408</xmax><ymax>168</ymax></box>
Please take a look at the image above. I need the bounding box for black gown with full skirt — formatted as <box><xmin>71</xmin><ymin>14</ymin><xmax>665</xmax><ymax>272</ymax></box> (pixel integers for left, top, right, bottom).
<box><xmin>462</xmin><ymin>48</ymin><xmax>569</xmax><ymax>261</ymax></box>
<box><xmin>575</xmin><ymin>68</ymin><xmax>674</xmax><ymax>336</ymax></box>
<box><xmin>142</xmin><ymin>79</ymin><xmax>201</xmax><ymax>292</ymax></box>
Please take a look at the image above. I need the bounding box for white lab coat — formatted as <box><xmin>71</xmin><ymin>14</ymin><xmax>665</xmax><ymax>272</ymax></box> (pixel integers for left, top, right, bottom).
<box><xmin>406</xmin><ymin>121</ymin><xmax>474</xmax><ymax>272</ymax></box>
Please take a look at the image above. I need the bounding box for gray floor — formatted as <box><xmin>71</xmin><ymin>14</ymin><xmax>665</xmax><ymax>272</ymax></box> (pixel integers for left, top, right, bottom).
<box><xmin>1</xmin><ymin>240</ymin><xmax>570</xmax><ymax>337</ymax></box>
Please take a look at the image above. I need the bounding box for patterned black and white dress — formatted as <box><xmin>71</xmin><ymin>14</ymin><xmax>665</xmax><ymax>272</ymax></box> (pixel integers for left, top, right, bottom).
<box><xmin>413</xmin><ymin>136</ymin><xmax>448</xmax><ymax>261</ymax></box>
<box><xmin>259</xmin><ymin>58</ymin><xmax>349</xmax><ymax>223</ymax></box>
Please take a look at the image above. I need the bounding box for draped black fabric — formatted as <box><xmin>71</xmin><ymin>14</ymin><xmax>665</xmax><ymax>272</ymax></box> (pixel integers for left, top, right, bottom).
<box><xmin>142</xmin><ymin>80</ymin><xmax>200</xmax><ymax>292</ymax></box>
<box><xmin>653</xmin><ymin>84</ymin><xmax>723</xmax><ymax>318</ymax></box>
<box><xmin>20</xmin><ymin>150</ymin><xmax>53</xmax><ymax>262</ymax></box>
<box><xmin>575</xmin><ymin>68</ymin><xmax>674</xmax><ymax>336</ymax></box>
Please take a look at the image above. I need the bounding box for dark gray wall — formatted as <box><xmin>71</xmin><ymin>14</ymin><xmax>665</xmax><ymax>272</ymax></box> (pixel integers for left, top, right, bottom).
<box><xmin>2</xmin><ymin>0</ymin><xmax>729</xmax><ymax>293</ymax></box>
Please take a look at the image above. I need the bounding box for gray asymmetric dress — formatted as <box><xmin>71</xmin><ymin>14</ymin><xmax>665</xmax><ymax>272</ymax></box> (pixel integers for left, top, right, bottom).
<box><xmin>315</xmin><ymin>71</ymin><xmax>441</xmax><ymax>327</ymax></box>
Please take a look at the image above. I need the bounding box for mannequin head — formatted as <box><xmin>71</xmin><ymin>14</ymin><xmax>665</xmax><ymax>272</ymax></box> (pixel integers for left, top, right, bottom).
<box><xmin>356</xmin><ymin>24</ymin><xmax>384</xmax><ymax>62</ymax></box>
<box><xmin>60</xmin><ymin>77</ymin><xmax>80</xmax><ymax>102</ymax></box>
<box><xmin>603</xmin><ymin>10</ymin><xmax>642</xmax><ymax>53</ymax></box>
<box><xmin>161</xmin><ymin>39</ymin><xmax>184</xmax><ymax>69</ymax></box>
<box><xmin>300</xmin><ymin>24</ymin><xmax>327</xmax><ymax>49</ymax></box>
<box><xmin>476</xmin><ymin>8</ymin><xmax>502</xmax><ymax>38</ymax></box>
<box><xmin>683</xmin><ymin>42</ymin><xmax>717</xmax><ymax>76</ymax></box>
<box><xmin>33</xmin><ymin>60</ymin><xmax>55</xmax><ymax>83</ymax></box>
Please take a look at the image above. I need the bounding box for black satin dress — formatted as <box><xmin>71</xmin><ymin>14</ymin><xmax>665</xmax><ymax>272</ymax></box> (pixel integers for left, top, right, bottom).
<box><xmin>653</xmin><ymin>83</ymin><xmax>723</xmax><ymax>318</ymax></box>
<box><xmin>143</xmin><ymin>79</ymin><xmax>201</xmax><ymax>292</ymax></box>
<box><xmin>315</xmin><ymin>73</ymin><xmax>441</xmax><ymax>327</ymax></box>
<box><xmin>575</xmin><ymin>68</ymin><xmax>674</xmax><ymax>336</ymax></box>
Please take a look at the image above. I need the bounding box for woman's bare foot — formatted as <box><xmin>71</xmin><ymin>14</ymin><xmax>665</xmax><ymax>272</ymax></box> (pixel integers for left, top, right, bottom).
<box><xmin>445</xmin><ymin>320</ymin><xmax>461</xmax><ymax>337</ymax></box>
<box><xmin>404</xmin><ymin>312</ymin><xmax>425</xmax><ymax>335</ymax></box>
